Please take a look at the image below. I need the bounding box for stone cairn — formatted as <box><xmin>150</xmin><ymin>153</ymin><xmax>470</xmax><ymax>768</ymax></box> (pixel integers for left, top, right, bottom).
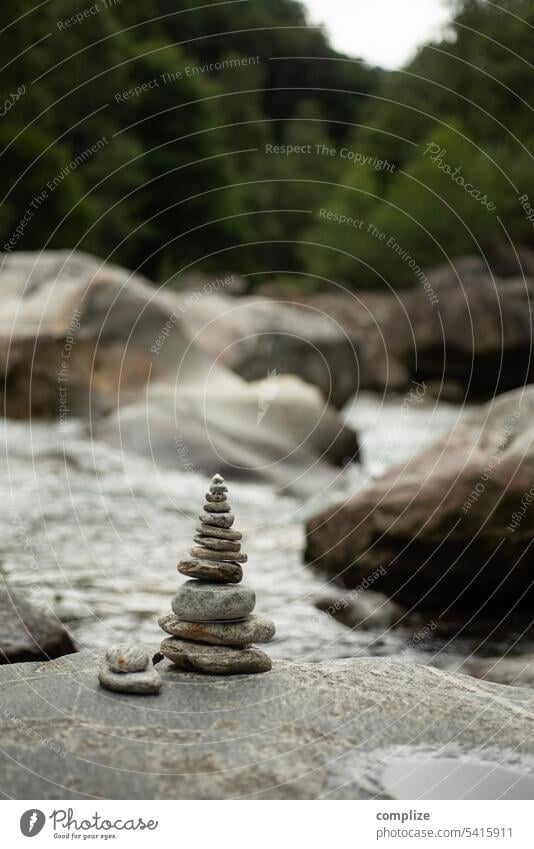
<box><xmin>159</xmin><ymin>474</ymin><xmax>275</xmax><ymax>674</ymax></box>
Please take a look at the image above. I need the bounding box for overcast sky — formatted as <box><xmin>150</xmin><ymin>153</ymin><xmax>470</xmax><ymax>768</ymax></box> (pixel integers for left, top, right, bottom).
<box><xmin>303</xmin><ymin>0</ymin><xmax>452</xmax><ymax>68</ymax></box>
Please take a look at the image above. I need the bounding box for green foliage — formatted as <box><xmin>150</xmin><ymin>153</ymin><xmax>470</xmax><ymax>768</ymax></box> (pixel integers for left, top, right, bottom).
<box><xmin>0</xmin><ymin>0</ymin><xmax>379</xmax><ymax>283</ymax></box>
<box><xmin>2</xmin><ymin>0</ymin><xmax>533</xmax><ymax>289</ymax></box>
<box><xmin>300</xmin><ymin>0</ymin><xmax>534</xmax><ymax>288</ymax></box>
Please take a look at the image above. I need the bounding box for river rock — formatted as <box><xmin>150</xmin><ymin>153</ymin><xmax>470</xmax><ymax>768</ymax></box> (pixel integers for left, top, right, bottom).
<box><xmin>160</xmin><ymin>638</ymin><xmax>272</xmax><ymax>674</ymax></box>
<box><xmin>203</xmin><ymin>502</ymin><xmax>230</xmax><ymax>513</ymax></box>
<box><xmin>306</xmin><ymin>386</ymin><xmax>534</xmax><ymax>614</ymax></box>
<box><xmin>2</xmin><ymin>651</ymin><xmax>534</xmax><ymax>798</ymax></box>
<box><xmin>158</xmin><ymin>613</ymin><xmax>276</xmax><ymax>646</ymax></box>
<box><xmin>196</xmin><ymin>524</ymin><xmax>242</xmax><ymax>541</ymax></box>
<box><xmin>98</xmin><ymin>665</ymin><xmax>161</xmax><ymax>694</ymax></box>
<box><xmin>172</xmin><ymin>581</ymin><xmax>256</xmax><ymax>622</ymax></box>
<box><xmin>206</xmin><ymin>492</ymin><xmax>226</xmax><ymax>502</ymax></box>
<box><xmin>0</xmin><ymin>587</ymin><xmax>76</xmax><ymax>664</ymax></box>
<box><xmin>178</xmin><ymin>559</ymin><xmax>243</xmax><ymax>583</ymax></box>
<box><xmin>189</xmin><ymin>546</ymin><xmax>247</xmax><ymax>564</ymax></box>
<box><xmin>198</xmin><ymin>512</ymin><xmax>234</xmax><ymax>529</ymax></box>
<box><xmin>193</xmin><ymin>535</ymin><xmax>241</xmax><ymax>552</ymax></box>
<box><xmin>105</xmin><ymin>644</ymin><xmax>149</xmax><ymax>673</ymax></box>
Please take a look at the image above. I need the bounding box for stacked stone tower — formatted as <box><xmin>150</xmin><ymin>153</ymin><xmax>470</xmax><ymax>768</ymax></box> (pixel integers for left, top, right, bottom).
<box><xmin>159</xmin><ymin>474</ymin><xmax>275</xmax><ymax>674</ymax></box>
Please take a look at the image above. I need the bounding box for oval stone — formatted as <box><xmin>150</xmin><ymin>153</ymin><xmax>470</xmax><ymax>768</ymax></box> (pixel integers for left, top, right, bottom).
<box><xmin>203</xmin><ymin>502</ymin><xmax>231</xmax><ymax>513</ymax></box>
<box><xmin>199</xmin><ymin>512</ymin><xmax>234</xmax><ymax>529</ymax></box>
<box><xmin>160</xmin><ymin>638</ymin><xmax>272</xmax><ymax>675</ymax></box>
<box><xmin>105</xmin><ymin>644</ymin><xmax>149</xmax><ymax>673</ymax></box>
<box><xmin>193</xmin><ymin>535</ymin><xmax>241</xmax><ymax>552</ymax></box>
<box><xmin>196</xmin><ymin>524</ymin><xmax>242</xmax><ymax>541</ymax></box>
<box><xmin>190</xmin><ymin>546</ymin><xmax>247</xmax><ymax>563</ymax></box>
<box><xmin>172</xmin><ymin>581</ymin><xmax>255</xmax><ymax>622</ymax></box>
<box><xmin>158</xmin><ymin>613</ymin><xmax>276</xmax><ymax>646</ymax></box>
<box><xmin>98</xmin><ymin>666</ymin><xmax>161</xmax><ymax>694</ymax></box>
<box><xmin>178</xmin><ymin>559</ymin><xmax>242</xmax><ymax>583</ymax></box>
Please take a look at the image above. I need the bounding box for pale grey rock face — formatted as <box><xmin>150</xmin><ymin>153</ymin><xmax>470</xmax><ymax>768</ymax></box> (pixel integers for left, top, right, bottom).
<box><xmin>196</xmin><ymin>524</ymin><xmax>242</xmax><ymax>541</ymax></box>
<box><xmin>160</xmin><ymin>637</ymin><xmax>272</xmax><ymax>674</ymax></box>
<box><xmin>2</xmin><ymin>652</ymin><xmax>534</xmax><ymax>799</ymax></box>
<box><xmin>158</xmin><ymin>613</ymin><xmax>276</xmax><ymax>646</ymax></box>
<box><xmin>98</xmin><ymin>665</ymin><xmax>161</xmax><ymax>694</ymax></box>
<box><xmin>198</xmin><ymin>512</ymin><xmax>234</xmax><ymax>529</ymax></box>
<box><xmin>105</xmin><ymin>644</ymin><xmax>149</xmax><ymax>673</ymax></box>
<box><xmin>189</xmin><ymin>546</ymin><xmax>247</xmax><ymax>563</ymax></box>
<box><xmin>177</xmin><ymin>559</ymin><xmax>242</xmax><ymax>583</ymax></box>
<box><xmin>171</xmin><ymin>581</ymin><xmax>255</xmax><ymax>621</ymax></box>
<box><xmin>193</xmin><ymin>535</ymin><xmax>241</xmax><ymax>552</ymax></box>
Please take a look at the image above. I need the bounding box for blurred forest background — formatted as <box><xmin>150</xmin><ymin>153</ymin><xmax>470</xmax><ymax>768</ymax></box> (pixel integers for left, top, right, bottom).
<box><xmin>1</xmin><ymin>0</ymin><xmax>533</xmax><ymax>288</ymax></box>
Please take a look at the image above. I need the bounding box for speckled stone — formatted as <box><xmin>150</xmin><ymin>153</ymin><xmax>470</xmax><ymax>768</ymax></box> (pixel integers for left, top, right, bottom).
<box><xmin>160</xmin><ymin>637</ymin><xmax>272</xmax><ymax>675</ymax></box>
<box><xmin>193</xmin><ymin>535</ymin><xmax>241</xmax><ymax>552</ymax></box>
<box><xmin>199</xmin><ymin>512</ymin><xmax>234</xmax><ymax>529</ymax></box>
<box><xmin>171</xmin><ymin>580</ymin><xmax>255</xmax><ymax>622</ymax></box>
<box><xmin>190</xmin><ymin>546</ymin><xmax>247</xmax><ymax>563</ymax></box>
<box><xmin>205</xmin><ymin>492</ymin><xmax>226</xmax><ymax>503</ymax></box>
<box><xmin>210</xmin><ymin>484</ymin><xmax>228</xmax><ymax>495</ymax></box>
<box><xmin>158</xmin><ymin>613</ymin><xmax>276</xmax><ymax>646</ymax></box>
<box><xmin>98</xmin><ymin>666</ymin><xmax>161</xmax><ymax>694</ymax></box>
<box><xmin>105</xmin><ymin>644</ymin><xmax>149</xmax><ymax>673</ymax></box>
<box><xmin>178</xmin><ymin>559</ymin><xmax>242</xmax><ymax>583</ymax></box>
<box><xmin>196</xmin><ymin>524</ymin><xmax>242</xmax><ymax>541</ymax></box>
<box><xmin>203</xmin><ymin>502</ymin><xmax>230</xmax><ymax>513</ymax></box>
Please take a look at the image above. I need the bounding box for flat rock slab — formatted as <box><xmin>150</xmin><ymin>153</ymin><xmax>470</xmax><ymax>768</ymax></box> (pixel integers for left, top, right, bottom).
<box><xmin>172</xmin><ymin>580</ymin><xmax>255</xmax><ymax>622</ymax></box>
<box><xmin>178</xmin><ymin>559</ymin><xmax>243</xmax><ymax>583</ymax></box>
<box><xmin>98</xmin><ymin>665</ymin><xmax>161</xmax><ymax>694</ymax></box>
<box><xmin>1</xmin><ymin>652</ymin><xmax>533</xmax><ymax>799</ymax></box>
<box><xmin>159</xmin><ymin>613</ymin><xmax>276</xmax><ymax>646</ymax></box>
<box><xmin>160</xmin><ymin>637</ymin><xmax>272</xmax><ymax>675</ymax></box>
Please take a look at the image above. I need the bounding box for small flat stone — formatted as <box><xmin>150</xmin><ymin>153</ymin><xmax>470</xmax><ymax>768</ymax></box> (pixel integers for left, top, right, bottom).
<box><xmin>178</xmin><ymin>559</ymin><xmax>242</xmax><ymax>583</ymax></box>
<box><xmin>206</xmin><ymin>492</ymin><xmax>226</xmax><ymax>503</ymax></box>
<box><xmin>193</xmin><ymin>535</ymin><xmax>241</xmax><ymax>552</ymax></box>
<box><xmin>105</xmin><ymin>644</ymin><xmax>149</xmax><ymax>673</ymax></box>
<box><xmin>160</xmin><ymin>638</ymin><xmax>272</xmax><ymax>675</ymax></box>
<box><xmin>203</xmin><ymin>502</ymin><xmax>230</xmax><ymax>513</ymax></box>
<box><xmin>212</xmin><ymin>473</ymin><xmax>224</xmax><ymax>484</ymax></box>
<box><xmin>196</xmin><ymin>524</ymin><xmax>242</xmax><ymax>541</ymax></box>
<box><xmin>190</xmin><ymin>546</ymin><xmax>247</xmax><ymax>563</ymax></box>
<box><xmin>158</xmin><ymin>613</ymin><xmax>276</xmax><ymax>646</ymax></box>
<box><xmin>210</xmin><ymin>484</ymin><xmax>228</xmax><ymax>494</ymax></box>
<box><xmin>98</xmin><ymin>666</ymin><xmax>161</xmax><ymax>694</ymax></box>
<box><xmin>172</xmin><ymin>580</ymin><xmax>255</xmax><ymax>621</ymax></box>
<box><xmin>199</xmin><ymin>512</ymin><xmax>234</xmax><ymax>529</ymax></box>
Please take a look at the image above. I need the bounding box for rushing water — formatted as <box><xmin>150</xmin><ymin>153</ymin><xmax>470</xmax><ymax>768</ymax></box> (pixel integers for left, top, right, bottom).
<box><xmin>1</xmin><ymin>391</ymin><xmax>532</xmax><ymax>670</ymax></box>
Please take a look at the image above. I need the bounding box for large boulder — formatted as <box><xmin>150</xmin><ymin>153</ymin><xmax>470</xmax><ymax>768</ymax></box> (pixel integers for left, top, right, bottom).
<box><xmin>181</xmin><ymin>293</ymin><xmax>364</xmax><ymax>409</ymax></box>
<box><xmin>385</xmin><ymin>256</ymin><xmax>534</xmax><ymax>399</ymax></box>
<box><xmin>0</xmin><ymin>651</ymin><xmax>533</xmax><ymax>799</ymax></box>
<box><xmin>305</xmin><ymin>386</ymin><xmax>534</xmax><ymax>613</ymax></box>
<box><xmin>0</xmin><ymin>587</ymin><xmax>75</xmax><ymax>663</ymax></box>
<box><xmin>183</xmin><ymin>255</ymin><xmax>534</xmax><ymax>404</ymax></box>
<box><xmin>0</xmin><ymin>251</ymin><xmax>359</xmax><ymax>493</ymax></box>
